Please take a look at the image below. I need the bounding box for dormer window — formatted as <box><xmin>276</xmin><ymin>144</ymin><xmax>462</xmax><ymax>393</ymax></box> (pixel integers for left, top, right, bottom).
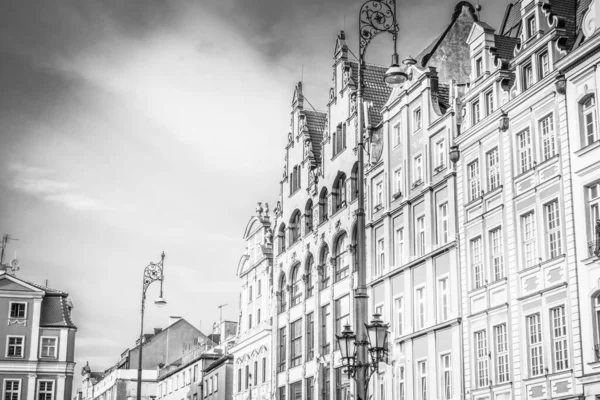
<box><xmin>523</xmin><ymin>64</ymin><xmax>533</xmax><ymax>90</ymax></box>
<box><xmin>472</xmin><ymin>100</ymin><xmax>481</xmax><ymax>124</ymax></box>
<box><xmin>527</xmin><ymin>16</ymin><xmax>537</xmax><ymax>38</ymax></box>
<box><xmin>475</xmin><ymin>57</ymin><xmax>483</xmax><ymax>77</ymax></box>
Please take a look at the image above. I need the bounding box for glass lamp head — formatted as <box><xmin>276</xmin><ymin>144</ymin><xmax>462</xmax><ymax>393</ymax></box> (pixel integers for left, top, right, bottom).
<box><xmin>154</xmin><ymin>296</ymin><xmax>167</xmax><ymax>308</ymax></box>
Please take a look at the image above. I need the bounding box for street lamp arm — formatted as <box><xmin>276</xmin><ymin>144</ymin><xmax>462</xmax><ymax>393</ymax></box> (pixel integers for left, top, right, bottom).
<box><xmin>142</xmin><ymin>251</ymin><xmax>166</xmax><ymax>295</ymax></box>
<box><xmin>359</xmin><ymin>0</ymin><xmax>399</xmax><ymax>58</ymax></box>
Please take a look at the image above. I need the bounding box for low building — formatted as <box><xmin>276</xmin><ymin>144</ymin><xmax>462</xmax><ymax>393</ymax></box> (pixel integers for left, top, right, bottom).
<box><xmin>80</xmin><ymin>367</ymin><xmax>157</xmax><ymax>400</ymax></box>
<box><xmin>201</xmin><ymin>355</ymin><xmax>233</xmax><ymax>400</ymax></box>
<box><xmin>0</xmin><ymin>269</ymin><xmax>77</xmax><ymax>400</ymax></box>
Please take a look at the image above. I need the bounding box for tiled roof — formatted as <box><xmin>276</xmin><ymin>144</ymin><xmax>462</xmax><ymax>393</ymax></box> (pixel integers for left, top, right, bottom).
<box><xmin>304</xmin><ymin>110</ymin><xmax>327</xmax><ymax>162</ymax></box>
<box><xmin>40</xmin><ymin>293</ymin><xmax>77</xmax><ymax>329</ymax></box>
<box><xmin>500</xmin><ymin>0</ymin><xmax>522</xmax><ymax>37</ymax></box>
<box><xmin>348</xmin><ymin>60</ymin><xmax>392</xmax><ymax>126</ymax></box>
<box><xmin>494</xmin><ymin>35</ymin><xmax>519</xmax><ymax>60</ymax></box>
<box><xmin>202</xmin><ymin>354</ymin><xmax>233</xmax><ymax>373</ymax></box>
<box><xmin>577</xmin><ymin>0</ymin><xmax>594</xmax><ymax>33</ymax></box>
<box><xmin>549</xmin><ymin>0</ymin><xmax>578</xmax><ymax>49</ymax></box>
<box><xmin>437</xmin><ymin>84</ymin><xmax>450</xmax><ymax>111</ymax></box>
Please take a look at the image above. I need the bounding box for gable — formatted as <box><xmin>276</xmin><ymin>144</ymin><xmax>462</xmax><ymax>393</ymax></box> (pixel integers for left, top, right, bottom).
<box><xmin>0</xmin><ymin>275</ymin><xmax>43</xmax><ymax>293</ymax></box>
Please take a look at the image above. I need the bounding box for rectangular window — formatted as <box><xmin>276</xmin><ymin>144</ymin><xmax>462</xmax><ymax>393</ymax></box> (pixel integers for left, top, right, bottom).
<box><xmin>523</xmin><ymin>64</ymin><xmax>533</xmax><ymax>90</ymax></box>
<box><xmin>441</xmin><ymin>354</ymin><xmax>452</xmax><ymax>400</ymax></box>
<box><xmin>475</xmin><ymin>330</ymin><xmax>488</xmax><ymax>388</ymax></box>
<box><xmin>476</xmin><ymin>57</ymin><xmax>483</xmax><ymax>77</ymax></box>
<box><xmin>262</xmin><ymin>357</ymin><xmax>267</xmax><ymax>383</ymax></box>
<box><xmin>279</xmin><ymin>386</ymin><xmax>286</xmax><ymax>400</ymax></box>
<box><xmin>527</xmin><ymin>313</ymin><xmax>544</xmax><ymax>376</ymax></box>
<box><xmin>394</xmin><ymin>169</ymin><xmax>403</xmax><ymax>195</ymax></box>
<box><xmin>40</xmin><ymin>337</ymin><xmax>57</xmax><ymax>358</ymax></box>
<box><xmin>472</xmin><ymin>100</ymin><xmax>481</xmax><ymax>124</ymax></box>
<box><xmin>414</xmin><ymin>108</ymin><xmax>422</xmax><ymax>132</ymax></box>
<box><xmin>321</xmin><ymin>304</ymin><xmax>331</xmax><ymax>354</ymax></box>
<box><xmin>377</xmin><ymin>238</ymin><xmax>385</xmax><ymax>274</ymax></box>
<box><xmin>248</xmin><ymin>286</ymin><xmax>253</xmax><ymax>303</ymax></box>
<box><xmin>471</xmin><ymin>237</ymin><xmax>483</xmax><ymax>289</ymax></box>
<box><xmin>486</xmin><ymin>148</ymin><xmax>500</xmax><ymax>191</ymax></box>
<box><xmin>393</xmin><ymin>122</ymin><xmax>401</xmax><ymax>147</ymax></box>
<box><xmin>203</xmin><ymin>380</ymin><xmax>207</xmax><ymax>397</ymax></box>
<box><xmin>289</xmin><ymin>381</ymin><xmax>301</xmax><ymax>400</ymax></box>
<box><xmin>486</xmin><ymin>90</ymin><xmax>494</xmax><ymax>115</ymax></box>
<box><xmin>4</xmin><ymin>380</ymin><xmax>20</xmax><ymax>400</ymax></box>
<box><xmin>290</xmin><ymin>319</ymin><xmax>302</xmax><ymax>367</ymax></box>
<box><xmin>589</xmin><ymin>183</ymin><xmax>600</xmax><ymax>240</ymax></box>
<box><xmin>6</xmin><ymin>336</ymin><xmax>24</xmax><ymax>358</ymax></box>
<box><xmin>335</xmin><ymin>295</ymin><xmax>350</xmax><ymax>335</ymax></box>
<box><xmin>494</xmin><ymin>324</ymin><xmax>510</xmax><ymax>383</ymax></box>
<box><xmin>258</xmin><ymin>280</ymin><xmax>262</xmax><ymax>296</ymax></box>
<box><xmin>306</xmin><ymin>312</ymin><xmax>314</xmax><ymax>360</ymax></box>
<box><xmin>540</xmin><ymin>114</ymin><xmax>556</xmax><ymax>161</ymax></box>
<box><xmin>551</xmin><ymin>306</ymin><xmax>569</xmax><ymax>371</ymax></box>
<box><xmin>518</xmin><ymin>129</ymin><xmax>533</xmax><ymax>173</ymax></box>
<box><xmin>418</xmin><ymin>361</ymin><xmax>427</xmax><ymax>400</ymax></box>
<box><xmin>257</xmin><ymin>308</ymin><xmax>261</xmax><ymax>324</ymax></box>
<box><xmin>416</xmin><ymin>287</ymin><xmax>426</xmax><ymax>330</ymax></box>
<box><xmin>438</xmin><ymin>277</ymin><xmax>449</xmax><ymax>321</ymax></box>
<box><xmin>546</xmin><ymin>200</ymin><xmax>562</xmax><ymax>258</ymax></box>
<box><xmin>417</xmin><ymin>216</ymin><xmax>425</xmax><ymax>257</ymax></box>
<box><xmin>468</xmin><ymin>160</ymin><xmax>480</xmax><ymax>201</ymax></box>
<box><xmin>395</xmin><ymin>227</ymin><xmax>404</xmax><ymax>266</ymax></box>
<box><xmin>278</xmin><ymin>327</ymin><xmax>286</xmax><ymax>372</ymax></box>
<box><xmin>584</xmin><ymin>97</ymin><xmax>598</xmax><ymax>145</ymax></box>
<box><xmin>395</xmin><ymin>296</ymin><xmax>404</xmax><ymax>336</ymax></box>
<box><xmin>194</xmin><ymin>365</ymin><xmax>198</xmax><ymax>382</ymax></box>
<box><xmin>436</xmin><ymin>139</ymin><xmax>445</xmax><ymax>169</ymax></box>
<box><xmin>9</xmin><ymin>303</ymin><xmax>26</xmax><ymax>319</ymax></box>
<box><xmin>490</xmin><ymin>228</ymin><xmax>504</xmax><ymax>281</ymax></box>
<box><xmin>539</xmin><ymin>52</ymin><xmax>550</xmax><ymax>78</ymax></box>
<box><xmin>306</xmin><ymin>378</ymin><xmax>314</xmax><ymax>400</ymax></box>
<box><xmin>215</xmin><ymin>373</ymin><xmax>219</xmax><ymax>392</ymax></box>
<box><xmin>248</xmin><ymin>313</ymin><xmax>252</xmax><ymax>329</ymax></box>
<box><xmin>208</xmin><ymin>377</ymin><xmax>212</xmax><ymax>394</ymax></box>
<box><xmin>37</xmin><ymin>381</ymin><xmax>53</xmax><ymax>400</ymax></box>
<box><xmin>527</xmin><ymin>16</ymin><xmax>537</xmax><ymax>37</ymax></box>
<box><xmin>398</xmin><ymin>366</ymin><xmax>405</xmax><ymax>400</ymax></box>
<box><xmin>374</xmin><ymin>181</ymin><xmax>384</xmax><ymax>208</ymax></box>
<box><xmin>335</xmin><ymin>368</ymin><xmax>350</xmax><ymax>400</ymax></box>
<box><xmin>322</xmin><ymin>367</ymin><xmax>330</xmax><ymax>400</ymax></box>
<box><xmin>414</xmin><ymin>155</ymin><xmax>423</xmax><ymax>183</ymax></box>
<box><xmin>438</xmin><ymin>203</ymin><xmax>448</xmax><ymax>245</ymax></box>
<box><xmin>522</xmin><ymin>212</ymin><xmax>537</xmax><ymax>268</ymax></box>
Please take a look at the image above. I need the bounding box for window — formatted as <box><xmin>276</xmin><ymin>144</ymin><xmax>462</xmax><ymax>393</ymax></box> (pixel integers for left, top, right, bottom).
<box><xmin>290</xmin><ymin>319</ymin><xmax>302</xmax><ymax>367</ymax></box>
<box><xmin>374</xmin><ymin>181</ymin><xmax>384</xmax><ymax>208</ymax></box>
<box><xmin>321</xmin><ymin>367</ymin><xmax>330</xmax><ymax>400</ymax></box>
<box><xmin>334</xmin><ymin>233</ymin><xmax>349</xmax><ymax>282</ymax></box>
<box><xmin>527</xmin><ymin>15</ymin><xmax>537</xmax><ymax>38</ymax></box>
<box><xmin>436</xmin><ymin>139</ymin><xmax>445</xmax><ymax>169</ymax></box>
<box><xmin>306</xmin><ymin>378</ymin><xmax>314</xmax><ymax>400</ymax></box>
<box><xmin>486</xmin><ymin>90</ymin><xmax>494</xmax><ymax>115</ymax></box>
<box><xmin>291</xmin><ymin>264</ymin><xmax>302</xmax><ymax>307</ymax></box>
<box><xmin>261</xmin><ymin>357</ymin><xmax>267</xmax><ymax>383</ymax></box>
<box><xmin>414</xmin><ymin>155</ymin><xmax>423</xmax><ymax>184</ymax></box>
<box><xmin>475</xmin><ymin>57</ymin><xmax>483</xmax><ymax>77</ymax></box>
<box><xmin>545</xmin><ymin>200</ymin><xmax>562</xmax><ymax>258</ymax></box>
<box><xmin>245</xmin><ymin>365</ymin><xmax>250</xmax><ymax>389</ymax></box>
<box><xmin>257</xmin><ymin>308</ymin><xmax>261</xmax><ymax>324</ymax></box>
<box><xmin>551</xmin><ymin>306</ymin><xmax>569</xmax><ymax>371</ymax></box>
<box><xmin>490</xmin><ymin>228</ymin><xmax>504</xmax><ymax>281</ymax></box>
<box><xmin>540</xmin><ymin>114</ymin><xmax>556</xmax><ymax>161</ymax></box>
<box><xmin>394</xmin><ymin>297</ymin><xmax>404</xmax><ymax>336</ymax></box>
<box><xmin>393</xmin><ymin>122</ymin><xmax>401</xmax><ymax>147</ymax></box>
<box><xmin>471</xmin><ymin>237</ymin><xmax>483</xmax><ymax>289</ymax></box>
<box><xmin>248</xmin><ymin>313</ymin><xmax>253</xmax><ymax>329</ymax></box>
<box><xmin>583</xmin><ymin>96</ymin><xmax>598</xmax><ymax>145</ymax></box>
<box><xmin>306</xmin><ymin>312</ymin><xmax>314</xmax><ymax>360</ymax></box>
<box><xmin>518</xmin><ymin>129</ymin><xmax>533</xmax><ymax>173</ymax></box>
<box><xmin>279</xmin><ymin>386</ymin><xmax>286</xmax><ymax>400</ymax></box>
<box><xmin>522</xmin><ymin>212</ymin><xmax>537</xmax><ymax>268</ymax></box>
<box><xmin>334</xmin><ymin>175</ymin><xmax>347</xmax><ymax>213</ymax></box>
<box><xmin>278</xmin><ymin>224</ymin><xmax>286</xmax><ymax>254</ymax></box>
<box><xmin>290</xmin><ymin>381</ymin><xmax>301</xmax><ymax>400</ymax></box>
<box><xmin>486</xmin><ymin>148</ymin><xmax>500</xmax><ymax>191</ymax></box>
<box><xmin>333</xmin><ymin>123</ymin><xmax>346</xmax><ymax>157</ymax></box>
<box><xmin>417</xmin><ymin>216</ymin><xmax>425</xmax><ymax>257</ymax></box>
<box><xmin>40</xmin><ymin>337</ymin><xmax>57</xmax><ymax>358</ymax></box>
<box><xmin>194</xmin><ymin>365</ymin><xmax>198</xmax><ymax>382</ymax></box>
<box><xmin>475</xmin><ymin>330</ymin><xmax>488</xmax><ymax>388</ymax></box>
<box><xmin>208</xmin><ymin>377</ymin><xmax>212</xmax><ymax>394</ymax></box>
<box><xmin>415</xmin><ymin>287</ymin><xmax>426</xmax><ymax>329</ymax></box>
<box><xmin>290</xmin><ymin>165</ymin><xmax>301</xmax><ymax>194</ymax></box>
<box><xmin>523</xmin><ymin>64</ymin><xmax>533</xmax><ymax>90</ymax></box>
<box><xmin>394</xmin><ymin>169</ymin><xmax>403</xmax><ymax>195</ymax></box>
<box><xmin>494</xmin><ymin>324</ymin><xmax>510</xmax><ymax>383</ymax></box>
<box><xmin>438</xmin><ymin>278</ymin><xmax>449</xmax><ymax>321</ymax></box>
<box><xmin>320</xmin><ymin>246</ymin><xmax>330</xmax><ymax>290</ymax></box>
<box><xmin>279</xmin><ymin>274</ymin><xmax>287</xmax><ymax>313</ymax></box>
<box><xmin>9</xmin><ymin>303</ymin><xmax>26</xmax><ymax>319</ymax></box>
<box><xmin>6</xmin><ymin>336</ymin><xmax>24</xmax><ymax>358</ymax></box>
<box><xmin>335</xmin><ymin>295</ymin><xmax>350</xmax><ymax>335</ymax></box>
<box><xmin>395</xmin><ymin>227</ymin><xmax>404</xmax><ymax>266</ymax></box>
<box><xmin>438</xmin><ymin>203</ymin><xmax>448</xmax><ymax>245</ymax></box>
<box><xmin>468</xmin><ymin>160</ymin><xmax>480</xmax><ymax>201</ymax></box>
<box><xmin>377</xmin><ymin>238</ymin><xmax>385</xmax><ymax>275</ymax></box>
<box><xmin>215</xmin><ymin>373</ymin><xmax>219</xmax><ymax>391</ymax></box>
<box><xmin>441</xmin><ymin>354</ymin><xmax>452</xmax><ymax>400</ymax></box>
<box><xmin>248</xmin><ymin>286</ymin><xmax>253</xmax><ymax>303</ymax></box>
<box><xmin>319</xmin><ymin>188</ymin><xmax>328</xmax><ymax>223</ymax></box>
<box><xmin>539</xmin><ymin>52</ymin><xmax>550</xmax><ymax>78</ymax></box>
<box><xmin>589</xmin><ymin>184</ymin><xmax>600</xmax><ymax>240</ymax></box>
<box><xmin>472</xmin><ymin>100</ymin><xmax>481</xmax><ymax>124</ymax></box>
<box><xmin>37</xmin><ymin>381</ymin><xmax>53</xmax><ymax>400</ymax></box>
<box><xmin>306</xmin><ymin>255</ymin><xmax>314</xmax><ymax>298</ymax></box>
<box><xmin>418</xmin><ymin>361</ymin><xmax>427</xmax><ymax>400</ymax></box>
<box><xmin>527</xmin><ymin>313</ymin><xmax>544</xmax><ymax>376</ymax></box>
<box><xmin>398</xmin><ymin>366</ymin><xmax>405</xmax><ymax>400</ymax></box>
<box><xmin>4</xmin><ymin>380</ymin><xmax>20</xmax><ymax>400</ymax></box>
<box><xmin>321</xmin><ymin>304</ymin><xmax>331</xmax><ymax>354</ymax></box>
<box><xmin>278</xmin><ymin>327</ymin><xmax>286</xmax><ymax>372</ymax></box>
<box><xmin>335</xmin><ymin>368</ymin><xmax>350</xmax><ymax>400</ymax></box>
<box><xmin>181</xmin><ymin>373</ymin><xmax>185</xmax><ymax>388</ymax></box>
<box><xmin>414</xmin><ymin>108</ymin><xmax>422</xmax><ymax>132</ymax></box>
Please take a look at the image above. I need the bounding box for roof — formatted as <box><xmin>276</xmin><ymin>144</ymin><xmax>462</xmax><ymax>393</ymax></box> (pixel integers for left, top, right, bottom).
<box><xmin>304</xmin><ymin>110</ymin><xmax>327</xmax><ymax>162</ymax></box>
<box><xmin>202</xmin><ymin>354</ymin><xmax>233</xmax><ymax>373</ymax></box>
<box><xmin>437</xmin><ymin>84</ymin><xmax>450</xmax><ymax>111</ymax></box>
<box><xmin>500</xmin><ymin>1</ymin><xmax>522</xmax><ymax>37</ymax></box>
<box><xmin>348</xmin><ymin>60</ymin><xmax>392</xmax><ymax>126</ymax></box>
<box><xmin>40</xmin><ymin>293</ymin><xmax>77</xmax><ymax>329</ymax></box>
<box><xmin>493</xmin><ymin>35</ymin><xmax>519</xmax><ymax>60</ymax></box>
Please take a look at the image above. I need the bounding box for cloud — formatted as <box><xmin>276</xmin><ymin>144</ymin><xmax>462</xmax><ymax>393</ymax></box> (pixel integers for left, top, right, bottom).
<box><xmin>9</xmin><ymin>163</ymin><xmax>105</xmax><ymax>211</ymax></box>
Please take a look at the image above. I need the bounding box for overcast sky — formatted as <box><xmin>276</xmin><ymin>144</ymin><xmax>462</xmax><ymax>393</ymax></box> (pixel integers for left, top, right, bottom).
<box><xmin>0</xmin><ymin>0</ymin><xmax>507</xmax><ymax>390</ymax></box>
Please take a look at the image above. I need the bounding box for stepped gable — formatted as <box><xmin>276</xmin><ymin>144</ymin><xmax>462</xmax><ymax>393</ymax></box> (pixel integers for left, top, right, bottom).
<box><xmin>304</xmin><ymin>110</ymin><xmax>327</xmax><ymax>163</ymax></box>
<box><xmin>348</xmin><ymin>61</ymin><xmax>392</xmax><ymax>127</ymax></box>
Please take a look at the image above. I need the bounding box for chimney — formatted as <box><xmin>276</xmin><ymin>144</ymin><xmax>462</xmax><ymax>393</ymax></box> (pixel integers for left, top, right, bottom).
<box><xmin>168</xmin><ymin>316</ymin><xmax>182</xmax><ymax>326</ymax></box>
<box><xmin>154</xmin><ymin>328</ymin><xmax>162</xmax><ymax>335</ymax></box>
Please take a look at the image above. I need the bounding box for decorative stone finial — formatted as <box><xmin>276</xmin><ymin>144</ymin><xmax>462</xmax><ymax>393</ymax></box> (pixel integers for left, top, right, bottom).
<box><xmin>264</xmin><ymin>203</ymin><xmax>269</xmax><ymax>216</ymax></box>
<box><xmin>256</xmin><ymin>202</ymin><xmax>263</xmax><ymax>217</ymax></box>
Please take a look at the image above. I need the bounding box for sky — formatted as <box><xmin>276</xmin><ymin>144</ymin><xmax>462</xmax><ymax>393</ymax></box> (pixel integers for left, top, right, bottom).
<box><xmin>0</xmin><ymin>0</ymin><xmax>507</xmax><ymax>391</ymax></box>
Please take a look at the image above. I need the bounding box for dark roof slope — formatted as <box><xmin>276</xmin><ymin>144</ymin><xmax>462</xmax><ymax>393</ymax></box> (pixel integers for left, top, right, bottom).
<box><xmin>494</xmin><ymin>35</ymin><xmax>519</xmax><ymax>60</ymax></box>
<box><xmin>500</xmin><ymin>1</ymin><xmax>523</xmax><ymax>37</ymax></box>
<box><xmin>304</xmin><ymin>110</ymin><xmax>327</xmax><ymax>162</ymax></box>
<box><xmin>40</xmin><ymin>293</ymin><xmax>76</xmax><ymax>329</ymax></box>
<box><xmin>348</xmin><ymin>61</ymin><xmax>392</xmax><ymax>126</ymax></box>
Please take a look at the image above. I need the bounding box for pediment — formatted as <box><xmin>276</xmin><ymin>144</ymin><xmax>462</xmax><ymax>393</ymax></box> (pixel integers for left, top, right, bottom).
<box><xmin>0</xmin><ymin>274</ymin><xmax>44</xmax><ymax>293</ymax></box>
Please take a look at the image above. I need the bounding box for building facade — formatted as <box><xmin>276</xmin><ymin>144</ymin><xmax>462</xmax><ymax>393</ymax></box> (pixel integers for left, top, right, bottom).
<box><xmin>0</xmin><ymin>270</ymin><xmax>77</xmax><ymax>400</ymax></box>
<box><xmin>157</xmin><ymin>349</ymin><xmax>220</xmax><ymax>400</ymax></box>
<box><xmin>201</xmin><ymin>355</ymin><xmax>233</xmax><ymax>400</ymax></box>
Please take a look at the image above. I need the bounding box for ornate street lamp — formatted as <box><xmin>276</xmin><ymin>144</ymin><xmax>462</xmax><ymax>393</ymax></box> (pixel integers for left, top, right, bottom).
<box><xmin>137</xmin><ymin>252</ymin><xmax>167</xmax><ymax>400</ymax></box>
<box><xmin>449</xmin><ymin>145</ymin><xmax>460</xmax><ymax>164</ymax></box>
<box><xmin>336</xmin><ymin>315</ymin><xmax>391</xmax><ymax>400</ymax></box>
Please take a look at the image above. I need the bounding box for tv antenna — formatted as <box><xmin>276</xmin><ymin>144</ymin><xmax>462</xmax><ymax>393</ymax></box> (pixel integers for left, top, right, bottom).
<box><xmin>0</xmin><ymin>234</ymin><xmax>19</xmax><ymax>266</ymax></box>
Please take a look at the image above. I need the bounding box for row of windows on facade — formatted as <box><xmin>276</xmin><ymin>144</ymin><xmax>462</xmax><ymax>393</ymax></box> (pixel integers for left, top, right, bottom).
<box><xmin>4</xmin><ymin>336</ymin><xmax>58</xmax><ymax>358</ymax></box>
<box><xmin>236</xmin><ymin>357</ymin><xmax>267</xmax><ymax>392</ymax></box>
<box><xmin>158</xmin><ymin>364</ymin><xmax>200</xmax><ymax>398</ymax></box>
<box><xmin>3</xmin><ymin>380</ymin><xmax>55</xmax><ymax>400</ymax></box>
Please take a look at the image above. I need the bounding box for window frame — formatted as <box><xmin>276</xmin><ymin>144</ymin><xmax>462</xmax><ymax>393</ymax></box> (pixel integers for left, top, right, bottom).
<box><xmin>523</xmin><ymin>63</ymin><xmax>533</xmax><ymax>90</ymax></box>
<box><xmin>489</xmin><ymin>227</ymin><xmax>504</xmax><ymax>281</ymax></box>
<box><xmin>8</xmin><ymin>302</ymin><xmax>27</xmax><ymax>320</ymax></box>
<box><xmin>3</xmin><ymin>379</ymin><xmax>21</xmax><ymax>400</ymax></box>
<box><xmin>290</xmin><ymin>318</ymin><xmax>303</xmax><ymax>367</ymax></box>
<box><xmin>550</xmin><ymin>305</ymin><xmax>569</xmax><ymax>372</ymax></box>
<box><xmin>472</xmin><ymin>99</ymin><xmax>481</xmax><ymax>124</ymax></box>
<box><xmin>413</xmin><ymin>154</ymin><xmax>423</xmax><ymax>184</ymax></box>
<box><xmin>416</xmin><ymin>215</ymin><xmax>425</xmax><ymax>257</ymax></box>
<box><xmin>486</xmin><ymin>147</ymin><xmax>500</xmax><ymax>192</ymax></box>
<box><xmin>36</xmin><ymin>380</ymin><xmax>54</xmax><ymax>400</ymax></box>
<box><xmin>485</xmin><ymin>90</ymin><xmax>494</xmax><ymax>115</ymax></box>
<box><xmin>417</xmin><ymin>359</ymin><xmax>427</xmax><ymax>400</ymax></box>
<box><xmin>582</xmin><ymin>95</ymin><xmax>598</xmax><ymax>146</ymax></box>
<box><xmin>394</xmin><ymin>296</ymin><xmax>404</xmax><ymax>336</ymax></box>
<box><xmin>467</xmin><ymin>159</ymin><xmax>481</xmax><ymax>201</ymax></box>
<box><xmin>435</xmin><ymin>139</ymin><xmax>446</xmax><ymax>170</ymax></box>
<box><xmin>413</xmin><ymin>108</ymin><xmax>422</xmax><ymax>132</ymax></box>
<box><xmin>470</xmin><ymin>236</ymin><xmax>484</xmax><ymax>289</ymax></box>
<box><xmin>6</xmin><ymin>336</ymin><xmax>25</xmax><ymax>358</ymax></box>
<box><xmin>521</xmin><ymin>211</ymin><xmax>537</xmax><ymax>268</ymax></box>
<box><xmin>539</xmin><ymin>51</ymin><xmax>550</xmax><ymax>79</ymax></box>
<box><xmin>527</xmin><ymin>312</ymin><xmax>544</xmax><ymax>377</ymax></box>
<box><xmin>440</xmin><ymin>353</ymin><xmax>452</xmax><ymax>400</ymax></box>
<box><xmin>539</xmin><ymin>114</ymin><xmax>556</xmax><ymax>161</ymax></box>
<box><xmin>437</xmin><ymin>275</ymin><xmax>449</xmax><ymax>322</ymax></box>
<box><xmin>475</xmin><ymin>57</ymin><xmax>483</xmax><ymax>77</ymax></box>
<box><xmin>438</xmin><ymin>202</ymin><xmax>449</xmax><ymax>245</ymax></box>
<box><xmin>494</xmin><ymin>323</ymin><xmax>510</xmax><ymax>384</ymax></box>
<box><xmin>395</xmin><ymin>227</ymin><xmax>404</xmax><ymax>266</ymax></box>
<box><xmin>415</xmin><ymin>285</ymin><xmax>426</xmax><ymax>330</ymax></box>
<box><xmin>474</xmin><ymin>329</ymin><xmax>489</xmax><ymax>388</ymax></box>
<box><xmin>393</xmin><ymin>121</ymin><xmax>401</xmax><ymax>147</ymax></box>
<box><xmin>545</xmin><ymin>200</ymin><xmax>562</xmax><ymax>259</ymax></box>
<box><xmin>40</xmin><ymin>336</ymin><xmax>58</xmax><ymax>359</ymax></box>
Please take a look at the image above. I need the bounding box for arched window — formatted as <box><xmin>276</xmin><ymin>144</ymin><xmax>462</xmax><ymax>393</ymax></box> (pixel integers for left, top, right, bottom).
<box><xmin>291</xmin><ymin>264</ymin><xmax>302</xmax><ymax>306</ymax></box>
<box><xmin>279</xmin><ymin>274</ymin><xmax>287</xmax><ymax>313</ymax></box>
<box><xmin>305</xmin><ymin>199</ymin><xmax>314</xmax><ymax>233</ymax></box>
<box><xmin>319</xmin><ymin>188</ymin><xmax>329</xmax><ymax>224</ymax></box>
<box><xmin>319</xmin><ymin>245</ymin><xmax>330</xmax><ymax>290</ymax></box>
<box><xmin>582</xmin><ymin>95</ymin><xmax>598</xmax><ymax>146</ymax></box>
<box><xmin>334</xmin><ymin>233</ymin><xmax>349</xmax><ymax>282</ymax></box>
<box><xmin>305</xmin><ymin>254</ymin><xmax>314</xmax><ymax>298</ymax></box>
<box><xmin>334</xmin><ymin>173</ymin><xmax>347</xmax><ymax>213</ymax></box>
<box><xmin>277</xmin><ymin>224</ymin><xmax>286</xmax><ymax>254</ymax></box>
<box><xmin>289</xmin><ymin>210</ymin><xmax>301</xmax><ymax>244</ymax></box>
<box><xmin>350</xmin><ymin>162</ymin><xmax>359</xmax><ymax>201</ymax></box>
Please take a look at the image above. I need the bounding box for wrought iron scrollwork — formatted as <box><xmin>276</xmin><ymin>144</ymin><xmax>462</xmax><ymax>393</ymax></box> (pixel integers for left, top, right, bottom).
<box><xmin>359</xmin><ymin>0</ymin><xmax>398</xmax><ymax>57</ymax></box>
<box><xmin>142</xmin><ymin>252</ymin><xmax>165</xmax><ymax>295</ymax></box>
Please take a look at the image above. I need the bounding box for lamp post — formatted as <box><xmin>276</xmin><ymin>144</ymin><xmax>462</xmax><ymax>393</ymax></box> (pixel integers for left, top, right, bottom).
<box><xmin>137</xmin><ymin>252</ymin><xmax>167</xmax><ymax>400</ymax></box>
<box><xmin>336</xmin><ymin>315</ymin><xmax>390</xmax><ymax>400</ymax></box>
<box><xmin>353</xmin><ymin>1</ymin><xmax>406</xmax><ymax>399</ymax></box>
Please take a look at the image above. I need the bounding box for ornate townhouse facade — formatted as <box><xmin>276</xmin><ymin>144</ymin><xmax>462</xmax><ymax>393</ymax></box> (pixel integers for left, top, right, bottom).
<box><xmin>231</xmin><ymin>210</ymin><xmax>274</xmax><ymax>400</ymax></box>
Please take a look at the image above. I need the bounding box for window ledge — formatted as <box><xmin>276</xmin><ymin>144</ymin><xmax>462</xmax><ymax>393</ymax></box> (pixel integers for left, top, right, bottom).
<box><xmin>373</xmin><ymin>204</ymin><xmax>384</xmax><ymax>212</ymax></box>
<box><xmin>392</xmin><ymin>191</ymin><xmax>403</xmax><ymax>200</ymax></box>
<box><xmin>575</xmin><ymin>139</ymin><xmax>600</xmax><ymax>156</ymax></box>
<box><xmin>331</xmin><ymin>148</ymin><xmax>347</xmax><ymax>161</ymax></box>
<box><xmin>433</xmin><ymin>165</ymin><xmax>446</xmax><ymax>175</ymax></box>
<box><xmin>412</xmin><ymin>179</ymin><xmax>423</xmax><ymax>189</ymax></box>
